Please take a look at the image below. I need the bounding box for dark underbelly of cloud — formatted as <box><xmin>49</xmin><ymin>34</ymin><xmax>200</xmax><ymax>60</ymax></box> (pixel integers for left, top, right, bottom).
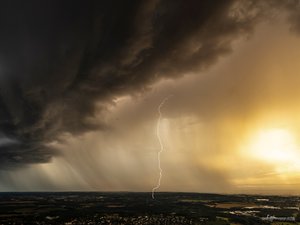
<box><xmin>0</xmin><ymin>0</ymin><xmax>298</xmax><ymax>168</ymax></box>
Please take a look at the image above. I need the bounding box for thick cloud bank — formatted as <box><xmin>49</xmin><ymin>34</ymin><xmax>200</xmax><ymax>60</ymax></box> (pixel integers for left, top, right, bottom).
<box><xmin>0</xmin><ymin>0</ymin><xmax>297</xmax><ymax>168</ymax></box>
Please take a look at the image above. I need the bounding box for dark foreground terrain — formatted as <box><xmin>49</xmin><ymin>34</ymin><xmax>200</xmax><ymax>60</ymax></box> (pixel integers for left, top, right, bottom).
<box><xmin>0</xmin><ymin>192</ymin><xmax>300</xmax><ymax>225</ymax></box>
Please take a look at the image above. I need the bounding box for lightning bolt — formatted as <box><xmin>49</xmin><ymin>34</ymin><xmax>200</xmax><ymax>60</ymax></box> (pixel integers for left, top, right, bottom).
<box><xmin>152</xmin><ymin>95</ymin><xmax>172</xmax><ymax>199</ymax></box>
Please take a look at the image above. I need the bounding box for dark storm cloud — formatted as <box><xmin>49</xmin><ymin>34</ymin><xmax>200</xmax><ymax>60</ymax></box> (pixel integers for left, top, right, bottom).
<box><xmin>0</xmin><ymin>0</ymin><xmax>292</xmax><ymax>168</ymax></box>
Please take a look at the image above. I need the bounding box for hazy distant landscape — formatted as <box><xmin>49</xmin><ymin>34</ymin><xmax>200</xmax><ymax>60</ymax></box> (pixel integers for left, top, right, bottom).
<box><xmin>0</xmin><ymin>192</ymin><xmax>300</xmax><ymax>225</ymax></box>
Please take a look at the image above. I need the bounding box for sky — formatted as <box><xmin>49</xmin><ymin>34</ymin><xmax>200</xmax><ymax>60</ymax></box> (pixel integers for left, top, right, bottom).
<box><xmin>1</xmin><ymin>0</ymin><xmax>300</xmax><ymax>194</ymax></box>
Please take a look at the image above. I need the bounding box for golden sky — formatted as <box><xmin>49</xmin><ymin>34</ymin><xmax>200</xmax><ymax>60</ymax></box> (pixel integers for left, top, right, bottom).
<box><xmin>2</xmin><ymin>15</ymin><xmax>300</xmax><ymax>194</ymax></box>
<box><xmin>2</xmin><ymin>1</ymin><xmax>300</xmax><ymax>194</ymax></box>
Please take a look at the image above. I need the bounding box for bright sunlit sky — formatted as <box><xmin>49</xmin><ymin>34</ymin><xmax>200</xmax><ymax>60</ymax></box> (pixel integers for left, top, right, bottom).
<box><xmin>1</xmin><ymin>1</ymin><xmax>300</xmax><ymax>194</ymax></box>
